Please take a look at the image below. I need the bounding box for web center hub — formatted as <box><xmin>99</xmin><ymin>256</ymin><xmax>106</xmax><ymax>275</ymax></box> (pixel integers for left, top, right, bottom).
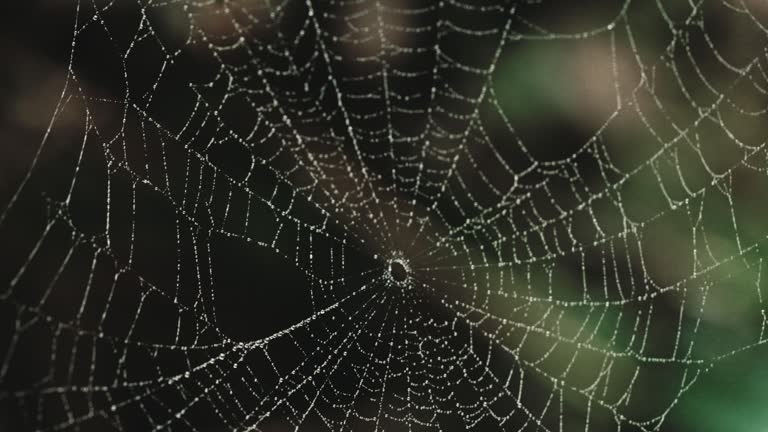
<box><xmin>386</xmin><ymin>258</ymin><xmax>411</xmax><ymax>285</ymax></box>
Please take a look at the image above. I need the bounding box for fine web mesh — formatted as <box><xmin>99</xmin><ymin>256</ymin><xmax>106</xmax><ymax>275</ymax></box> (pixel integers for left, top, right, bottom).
<box><xmin>1</xmin><ymin>0</ymin><xmax>768</xmax><ymax>431</ymax></box>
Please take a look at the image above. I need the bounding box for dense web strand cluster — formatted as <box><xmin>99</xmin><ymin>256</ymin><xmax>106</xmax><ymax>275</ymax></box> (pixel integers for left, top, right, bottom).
<box><xmin>1</xmin><ymin>0</ymin><xmax>768</xmax><ymax>431</ymax></box>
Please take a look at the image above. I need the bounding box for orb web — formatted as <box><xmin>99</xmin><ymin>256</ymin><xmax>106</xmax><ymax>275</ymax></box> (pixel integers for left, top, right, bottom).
<box><xmin>1</xmin><ymin>0</ymin><xmax>768</xmax><ymax>431</ymax></box>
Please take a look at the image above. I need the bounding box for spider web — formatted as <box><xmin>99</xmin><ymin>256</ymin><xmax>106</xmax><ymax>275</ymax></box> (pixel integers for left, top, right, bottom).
<box><xmin>1</xmin><ymin>0</ymin><xmax>768</xmax><ymax>430</ymax></box>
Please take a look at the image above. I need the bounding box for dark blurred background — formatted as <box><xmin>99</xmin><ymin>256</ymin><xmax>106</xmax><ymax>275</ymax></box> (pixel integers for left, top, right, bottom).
<box><xmin>2</xmin><ymin>0</ymin><xmax>768</xmax><ymax>431</ymax></box>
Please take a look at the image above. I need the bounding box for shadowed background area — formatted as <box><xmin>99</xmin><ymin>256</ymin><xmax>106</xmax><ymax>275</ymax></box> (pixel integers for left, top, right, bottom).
<box><xmin>1</xmin><ymin>0</ymin><xmax>768</xmax><ymax>431</ymax></box>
